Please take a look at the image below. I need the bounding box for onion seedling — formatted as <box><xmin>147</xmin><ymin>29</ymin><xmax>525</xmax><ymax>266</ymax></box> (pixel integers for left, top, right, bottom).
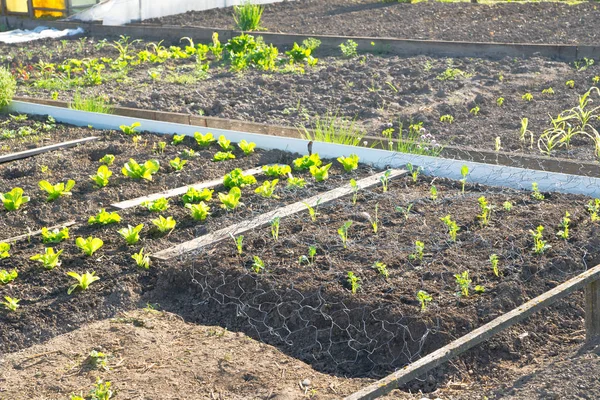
<box><xmin>350</xmin><ymin>179</ymin><xmax>359</xmax><ymax>205</ymax></box>
<box><xmin>366</xmin><ymin>204</ymin><xmax>379</xmax><ymax>233</ymax></box>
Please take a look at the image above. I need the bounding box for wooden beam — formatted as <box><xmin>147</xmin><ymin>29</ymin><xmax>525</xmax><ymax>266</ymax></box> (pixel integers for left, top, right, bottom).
<box><xmin>586</xmin><ymin>280</ymin><xmax>600</xmax><ymax>341</ymax></box>
<box><xmin>152</xmin><ymin>169</ymin><xmax>405</xmax><ymax>261</ymax></box>
<box><xmin>110</xmin><ymin>166</ymin><xmax>264</xmax><ymax>210</ymax></box>
<box><xmin>0</xmin><ymin>137</ymin><xmax>98</xmax><ymax>164</ymax></box>
<box><xmin>2</xmin><ymin>221</ymin><xmax>76</xmax><ymax>243</ymax></box>
<box><xmin>345</xmin><ymin>263</ymin><xmax>600</xmax><ymax>400</ymax></box>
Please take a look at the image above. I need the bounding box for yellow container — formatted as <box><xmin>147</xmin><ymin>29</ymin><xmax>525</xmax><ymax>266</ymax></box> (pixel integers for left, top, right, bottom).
<box><xmin>6</xmin><ymin>0</ymin><xmax>28</xmax><ymax>13</ymax></box>
<box><xmin>33</xmin><ymin>0</ymin><xmax>66</xmax><ymax>17</ymax></box>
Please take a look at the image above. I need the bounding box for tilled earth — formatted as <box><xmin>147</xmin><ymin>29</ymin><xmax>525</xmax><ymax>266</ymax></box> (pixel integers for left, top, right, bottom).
<box><xmin>145</xmin><ymin>0</ymin><xmax>600</xmax><ymax>45</ymax></box>
<box><xmin>4</xmin><ymin>37</ymin><xmax>600</xmax><ymax>161</ymax></box>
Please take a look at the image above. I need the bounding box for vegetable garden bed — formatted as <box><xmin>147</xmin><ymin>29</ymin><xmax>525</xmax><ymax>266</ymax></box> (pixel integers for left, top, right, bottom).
<box><xmin>3</xmin><ymin>34</ymin><xmax>600</xmax><ymax>162</ymax></box>
<box><xmin>1</xmin><ymin>113</ymin><xmax>599</xmax><ymax>396</ymax></box>
<box><xmin>143</xmin><ymin>0</ymin><xmax>600</xmax><ymax>45</ymax></box>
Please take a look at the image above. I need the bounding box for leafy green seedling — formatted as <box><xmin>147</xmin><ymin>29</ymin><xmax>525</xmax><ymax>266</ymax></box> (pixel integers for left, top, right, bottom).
<box><xmin>223</xmin><ymin>168</ymin><xmax>257</xmax><ymax>188</ymax></box>
<box><xmin>406</xmin><ymin>163</ymin><xmax>421</xmax><ymax>183</ymax></box>
<box><xmin>76</xmin><ymin>237</ymin><xmax>104</xmax><ymax>256</ymax></box>
<box><xmin>120</xmin><ymin>122</ymin><xmax>141</xmax><ymax>135</ymax></box>
<box><xmin>1</xmin><ymin>296</ymin><xmax>19</xmax><ymax>311</ymax></box>
<box><xmin>214</xmin><ymin>151</ymin><xmax>235</xmax><ymax>162</ymax></box>
<box><xmin>0</xmin><ymin>269</ymin><xmax>17</xmax><ymax>285</ymax></box>
<box><xmin>287</xmin><ymin>175</ymin><xmax>307</xmax><ymax>188</ymax></box>
<box><xmin>530</xmin><ymin>225</ymin><xmax>551</xmax><ymax>254</ymax></box>
<box><xmin>557</xmin><ymin>211</ymin><xmax>571</xmax><ymax>240</ymax></box>
<box><xmin>0</xmin><ymin>242</ymin><xmax>10</xmax><ymax>259</ymax></box>
<box><xmin>30</xmin><ymin>247</ymin><xmax>63</xmax><ymax>270</ymax></box>
<box><xmin>88</xmin><ymin>209</ymin><xmax>121</xmax><ymax>225</ymax></box>
<box><xmin>155</xmin><ymin>141</ymin><xmax>166</xmax><ymax>154</ymax></box>
<box><xmin>309</xmin><ymin>163</ymin><xmax>332</xmax><ymax>182</ymax></box>
<box><xmin>477</xmin><ymin>196</ymin><xmax>493</xmax><ymax>226</ymax></box>
<box><xmin>380</xmin><ymin>169</ymin><xmax>392</xmax><ymax>192</ymax></box>
<box><xmin>219</xmin><ymin>187</ymin><xmax>242</xmax><ymax>210</ymax></box>
<box><xmin>99</xmin><ymin>154</ymin><xmax>115</xmax><ymax>166</ymax></box>
<box><xmin>440</xmin><ymin>215</ymin><xmax>460</xmax><ymax>242</ymax></box>
<box><xmin>338</xmin><ymin>221</ymin><xmax>352</xmax><ymax>249</ymax></box>
<box><xmin>347</xmin><ymin>271</ymin><xmax>360</xmax><ymax>294</ymax></box>
<box><xmin>455</xmin><ymin>271</ymin><xmax>471</xmax><ymax>297</ymax></box>
<box><xmin>337</xmin><ymin>154</ymin><xmax>359</xmax><ymax>172</ymax></box>
<box><xmin>395</xmin><ymin>203</ymin><xmax>414</xmax><ymax>220</ymax></box>
<box><xmin>303</xmin><ymin>199</ymin><xmax>321</xmax><ymax>222</ymax></box>
<box><xmin>293</xmin><ymin>153</ymin><xmax>322</xmax><ymax>170</ymax></box>
<box><xmin>460</xmin><ymin>165</ymin><xmax>469</xmax><ymax>193</ymax></box>
<box><xmin>39</xmin><ymin>180</ymin><xmax>75</xmax><ymax>201</ymax></box>
<box><xmin>152</xmin><ymin>215</ymin><xmax>176</xmax><ymax>233</ymax></box>
<box><xmin>262</xmin><ymin>164</ymin><xmax>291</xmax><ymax>178</ymax></box>
<box><xmin>118</xmin><ymin>224</ymin><xmax>144</xmax><ymax>245</ymax></box>
<box><xmin>67</xmin><ymin>271</ymin><xmax>100</xmax><ymax>294</ymax></box>
<box><xmin>87</xmin><ymin>350</ymin><xmax>108</xmax><ymax>370</ymax></box>
<box><xmin>350</xmin><ymin>179</ymin><xmax>359</xmax><ymax>205</ymax></box>
<box><xmin>409</xmin><ymin>240</ymin><xmax>424</xmax><ymax>261</ymax></box>
<box><xmin>230</xmin><ymin>233</ymin><xmax>244</xmax><ymax>255</ymax></box>
<box><xmin>182</xmin><ymin>187</ymin><xmax>213</xmax><ymax>204</ymax></box>
<box><xmin>171</xmin><ymin>134</ymin><xmax>185</xmax><ymax>145</ymax></box>
<box><xmin>194</xmin><ymin>132</ymin><xmax>216</xmax><ymax>148</ymax></box>
<box><xmin>255</xmin><ymin>179</ymin><xmax>279</xmax><ymax>198</ymax></box>
<box><xmin>217</xmin><ymin>135</ymin><xmax>233</xmax><ymax>151</ymax></box>
<box><xmin>186</xmin><ymin>202</ymin><xmax>210</xmax><ymax>221</ymax></box>
<box><xmin>238</xmin><ymin>140</ymin><xmax>256</xmax><ymax>155</ymax></box>
<box><xmin>142</xmin><ymin>197</ymin><xmax>170</xmax><ymax>212</ymax></box>
<box><xmin>122</xmin><ymin>159</ymin><xmax>160</xmax><ymax>181</ymax></box>
<box><xmin>366</xmin><ymin>204</ymin><xmax>379</xmax><ymax>233</ymax></box>
<box><xmin>430</xmin><ymin>185</ymin><xmax>438</xmax><ymax>202</ymax></box>
<box><xmin>132</xmin><ymin>248</ymin><xmax>150</xmax><ymax>269</ymax></box>
<box><xmin>90</xmin><ymin>165</ymin><xmax>112</xmax><ymax>188</ymax></box>
<box><xmin>490</xmin><ymin>254</ymin><xmax>500</xmax><ymax>277</ymax></box>
<box><xmin>531</xmin><ymin>182</ymin><xmax>545</xmax><ymax>200</ymax></box>
<box><xmin>41</xmin><ymin>227</ymin><xmax>69</xmax><ymax>244</ymax></box>
<box><xmin>503</xmin><ymin>201</ymin><xmax>513</xmax><ymax>211</ymax></box>
<box><xmin>372</xmin><ymin>261</ymin><xmax>388</xmax><ymax>278</ymax></box>
<box><xmin>417</xmin><ymin>290</ymin><xmax>432</xmax><ymax>311</ymax></box>
<box><xmin>1</xmin><ymin>187</ymin><xmax>30</xmax><ymax>211</ymax></box>
<box><xmin>252</xmin><ymin>256</ymin><xmax>265</xmax><ymax>273</ymax></box>
<box><xmin>169</xmin><ymin>157</ymin><xmax>188</xmax><ymax>171</ymax></box>
<box><xmin>270</xmin><ymin>217</ymin><xmax>281</xmax><ymax>241</ymax></box>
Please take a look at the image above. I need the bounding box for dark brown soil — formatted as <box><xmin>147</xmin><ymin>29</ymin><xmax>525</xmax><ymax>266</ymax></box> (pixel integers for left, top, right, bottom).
<box><xmin>145</xmin><ymin>0</ymin><xmax>600</xmax><ymax>45</ymax></box>
<box><xmin>3</xmin><ymin>38</ymin><xmax>600</xmax><ymax>161</ymax></box>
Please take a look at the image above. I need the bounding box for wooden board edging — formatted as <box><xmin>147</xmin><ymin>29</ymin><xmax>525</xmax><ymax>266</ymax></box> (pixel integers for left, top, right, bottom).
<box><xmin>0</xmin><ymin>136</ymin><xmax>98</xmax><ymax>164</ymax></box>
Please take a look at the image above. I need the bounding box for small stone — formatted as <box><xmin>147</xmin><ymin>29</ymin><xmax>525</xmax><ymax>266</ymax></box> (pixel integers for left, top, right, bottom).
<box><xmin>301</xmin><ymin>379</ymin><xmax>311</xmax><ymax>387</ymax></box>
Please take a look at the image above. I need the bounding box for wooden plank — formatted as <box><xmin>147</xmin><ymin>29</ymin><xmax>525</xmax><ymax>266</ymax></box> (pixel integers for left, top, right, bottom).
<box><xmin>345</xmin><ymin>263</ymin><xmax>600</xmax><ymax>400</ymax></box>
<box><xmin>110</xmin><ymin>166</ymin><xmax>264</xmax><ymax>210</ymax></box>
<box><xmin>0</xmin><ymin>137</ymin><xmax>99</xmax><ymax>164</ymax></box>
<box><xmin>152</xmin><ymin>169</ymin><xmax>405</xmax><ymax>261</ymax></box>
<box><xmin>586</xmin><ymin>280</ymin><xmax>600</xmax><ymax>341</ymax></box>
<box><xmin>2</xmin><ymin>221</ymin><xmax>76</xmax><ymax>243</ymax></box>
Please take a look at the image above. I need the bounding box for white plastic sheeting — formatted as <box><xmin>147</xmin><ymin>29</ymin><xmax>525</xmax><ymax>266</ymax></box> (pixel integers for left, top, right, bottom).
<box><xmin>0</xmin><ymin>26</ymin><xmax>84</xmax><ymax>44</ymax></box>
<box><xmin>69</xmin><ymin>0</ymin><xmax>295</xmax><ymax>26</ymax></box>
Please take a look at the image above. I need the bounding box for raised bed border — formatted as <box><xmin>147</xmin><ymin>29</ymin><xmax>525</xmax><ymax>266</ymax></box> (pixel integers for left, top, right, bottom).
<box><xmin>6</xmin><ymin>100</ymin><xmax>600</xmax><ymax>199</ymax></box>
<box><xmin>12</xmin><ymin>97</ymin><xmax>600</xmax><ymax>179</ymax></box>
<box><xmin>0</xmin><ymin>17</ymin><xmax>598</xmax><ymax>61</ymax></box>
<box><xmin>346</xmin><ymin>263</ymin><xmax>600</xmax><ymax>400</ymax></box>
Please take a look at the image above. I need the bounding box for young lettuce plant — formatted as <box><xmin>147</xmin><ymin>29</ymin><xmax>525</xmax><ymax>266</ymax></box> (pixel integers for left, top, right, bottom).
<box><xmin>0</xmin><ymin>242</ymin><xmax>10</xmax><ymax>259</ymax></box>
<box><xmin>270</xmin><ymin>217</ymin><xmax>280</xmax><ymax>241</ymax></box>
<box><xmin>67</xmin><ymin>271</ymin><xmax>100</xmax><ymax>294</ymax></box>
<box><xmin>39</xmin><ymin>180</ymin><xmax>75</xmax><ymax>201</ymax></box>
<box><xmin>169</xmin><ymin>157</ymin><xmax>188</xmax><ymax>171</ymax></box>
<box><xmin>238</xmin><ymin>140</ymin><xmax>256</xmax><ymax>155</ymax></box>
<box><xmin>213</xmin><ymin>151</ymin><xmax>235</xmax><ymax>162</ymax></box>
<box><xmin>119</xmin><ymin>122</ymin><xmax>141</xmax><ymax>135</ymax></box>
<box><xmin>194</xmin><ymin>132</ymin><xmax>216</xmax><ymax>148</ymax></box>
<box><xmin>262</xmin><ymin>164</ymin><xmax>291</xmax><ymax>178</ymax></box>
<box><xmin>417</xmin><ymin>290</ymin><xmax>432</xmax><ymax>311</ymax></box>
<box><xmin>338</xmin><ymin>221</ymin><xmax>352</xmax><ymax>249</ymax></box>
<box><xmin>223</xmin><ymin>169</ymin><xmax>257</xmax><ymax>188</ymax></box>
<box><xmin>76</xmin><ymin>237</ymin><xmax>104</xmax><ymax>256</ymax></box>
<box><xmin>122</xmin><ymin>159</ymin><xmax>160</xmax><ymax>181</ymax></box>
<box><xmin>118</xmin><ymin>224</ymin><xmax>144</xmax><ymax>245</ymax></box>
<box><xmin>99</xmin><ymin>154</ymin><xmax>115</xmax><ymax>166</ymax></box>
<box><xmin>287</xmin><ymin>175</ymin><xmax>307</xmax><ymax>189</ymax></box>
<box><xmin>530</xmin><ymin>225</ymin><xmax>551</xmax><ymax>254</ymax></box>
<box><xmin>30</xmin><ymin>247</ymin><xmax>63</xmax><ymax>270</ymax></box>
<box><xmin>142</xmin><ymin>197</ymin><xmax>170</xmax><ymax>212</ymax></box>
<box><xmin>337</xmin><ymin>154</ymin><xmax>359</xmax><ymax>172</ymax></box>
<box><xmin>588</xmin><ymin>199</ymin><xmax>600</xmax><ymax>222</ymax></box>
<box><xmin>88</xmin><ymin>209</ymin><xmax>122</xmax><ymax>225</ymax></box>
<box><xmin>1</xmin><ymin>187</ymin><xmax>30</xmax><ymax>211</ymax></box>
<box><xmin>186</xmin><ymin>202</ymin><xmax>211</xmax><ymax>221</ymax></box>
<box><xmin>309</xmin><ymin>163</ymin><xmax>332</xmax><ymax>182</ymax></box>
<box><xmin>229</xmin><ymin>233</ymin><xmax>244</xmax><ymax>256</ymax></box>
<box><xmin>152</xmin><ymin>216</ymin><xmax>176</xmax><ymax>233</ymax></box>
<box><xmin>0</xmin><ymin>268</ymin><xmax>17</xmax><ymax>285</ymax></box>
<box><xmin>41</xmin><ymin>227</ymin><xmax>69</xmax><ymax>244</ymax></box>
<box><xmin>557</xmin><ymin>211</ymin><xmax>571</xmax><ymax>240</ymax></box>
<box><xmin>132</xmin><ymin>248</ymin><xmax>151</xmax><ymax>269</ymax></box>
<box><xmin>171</xmin><ymin>134</ymin><xmax>185</xmax><ymax>145</ymax></box>
<box><xmin>255</xmin><ymin>179</ymin><xmax>279</xmax><ymax>198</ymax></box>
<box><xmin>90</xmin><ymin>165</ymin><xmax>112</xmax><ymax>188</ymax></box>
<box><xmin>440</xmin><ymin>215</ymin><xmax>460</xmax><ymax>242</ymax></box>
<box><xmin>182</xmin><ymin>187</ymin><xmax>213</xmax><ymax>204</ymax></box>
<box><xmin>347</xmin><ymin>272</ymin><xmax>360</xmax><ymax>294</ymax></box>
<box><xmin>503</xmin><ymin>201</ymin><xmax>513</xmax><ymax>212</ymax></box>
<box><xmin>217</xmin><ymin>135</ymin><xmax>233</xmax><ymax>151</ymax></box>
<box><xmin>219</xmin><ymin>187</ymin><xmax>243</xmax><ymax>210</ymax></box>
<box><xmin>293</xmin><ymin>153</ymin><xmax>322</xmax><ymax>170</ymax></box>
<box><xmin>1</xmin><ymin>296</ymin><xmax>20</xmax><ymax>311</ymax></box>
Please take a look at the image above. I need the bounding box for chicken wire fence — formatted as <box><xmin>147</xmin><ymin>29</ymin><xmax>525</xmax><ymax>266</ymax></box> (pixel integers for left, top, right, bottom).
<box><xmin>160</xmin><ymin>164</ymin><xmax>596</xmax><ymax>377</ymax></box>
